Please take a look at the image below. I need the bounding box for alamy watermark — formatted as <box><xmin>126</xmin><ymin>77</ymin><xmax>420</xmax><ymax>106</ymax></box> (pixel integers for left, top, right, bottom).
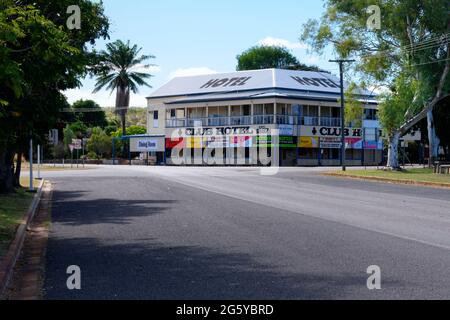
<box><xmin>367</xmin><ymin>265</ymin><xmax>382</xmax><ymax>290</ymax></box>
<box><xmin>366</xmin><ymin>5</ymin><xmax>381</xmax><ymax>30</ymax></box>
<box><xmin>168</xmin><ymin>124</ymin><xmax>280</xmax><ymax>176</ymax></box>
<box><xmin>66</xmin><ymin>265</ymin><xmax>81</xmax><ymax>290</ymax></box>
<box><xmin>66</xmin><ymin>5</ymin><xmax>81</xmax><ymax>30</ymax></box>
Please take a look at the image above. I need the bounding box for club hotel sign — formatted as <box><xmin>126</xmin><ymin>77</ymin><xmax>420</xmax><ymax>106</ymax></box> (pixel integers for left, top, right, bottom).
<box><xmin>145</xmin><ymin>69</ymin><xmax>382</xmax><ymax>166</ymax></box>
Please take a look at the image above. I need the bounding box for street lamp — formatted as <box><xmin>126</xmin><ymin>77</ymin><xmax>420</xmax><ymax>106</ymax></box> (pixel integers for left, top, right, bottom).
<box><xmin>329</xmin><ymin>59</ymin><xmax>355</xmax><ymax>171</ymax></box>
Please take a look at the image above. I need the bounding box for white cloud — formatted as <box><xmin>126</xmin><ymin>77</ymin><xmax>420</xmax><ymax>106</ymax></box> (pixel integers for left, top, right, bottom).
<box><xmin>130</xmin><ymin>64</ymin><xmax>161</xmax><ymax>74</ymax></box>
<box><xmin>64</xmin><ymin>88</ymin><xmax>148</xmax><ymax>108</ymax></box>
<box><xmin>258</xmin><ymin>37</ymin><xmax>309</xmax><ymax>50</ymax></box>
<box><xmin>169</xmin><ymin>67</ymin><xmax>218</xmax><ymax>79</ymax></box>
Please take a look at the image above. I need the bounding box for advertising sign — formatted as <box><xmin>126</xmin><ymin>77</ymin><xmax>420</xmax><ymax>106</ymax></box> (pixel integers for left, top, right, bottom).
<box><xmin>186</xmin><ymin>137</ymin><xmax>203</xmax><ymax>149</ymax></box>
<box><xmin>279</xmin><ymin>136</ymin><xmax>296</xmax><ymax>148</ymax></box>
<box><xmin>229</xmin><ymin>136</ymin><xmax>253</xmax><ymax>148</ymax></box>
<box><xmin>300</xmin><ymin>126</ymin><xmax>363</xmax><ymax>138</ymax></box>
<box><xmin>320</xmin><ymin>137</ymin><xmax>342</xmax><ymax>149</ymax></box>
<box><xmin>299</xmin><ymin>137</ymin><xmax>319</xmax><ymax>148</ymax></box>
<box><xmin>137</xmin><ymin>139</ymin><xmax>158</xmax><ymax>152</ymax></box>
<box><xmin>205</xmin><ymin>136</ymin><xmax>228</xmax><ymax>149</ymax></box>
<box><xmin>278</xmin><ymin>125</ymin><xmax>294</xmax><ymax>136</ymax></box>
<box><xmin>166</xmin><ymin>138</ymin><xmax>184</xmax><ymax>149</ymax></box>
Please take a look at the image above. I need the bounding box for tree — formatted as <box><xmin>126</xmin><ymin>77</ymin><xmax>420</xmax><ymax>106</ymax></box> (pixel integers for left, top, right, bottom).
<box><xmin>0</xmin><ymin>0</ymin><xmax>109</xmax><ymax>193</ymax></box>
<box><xmin>301</xmin><ymin>0</ymin><xmax>450</xmax><ymax>169</ymax></box>
<box><xmin>63</xmin><ymin>125</ymin><xmax>76</xmax><ymax>154</ymax></box>
<box><xmin>86</xmin><ymin>127</ymin><xmax>112</xmax><ymax>159</ymax></box>
<box><xmin>72</xmin><ymin>99</ymin><xmax>108</xmax><ymax>128</ymax></box>
<box><xmin>236</xmin><ymin>45</ymin><xmax>325</xmax><ymax>72</ymax></box>
<box><xmin>93</xmin><ymin>40</ymin><xmax>155</xmax><ymax>136</ymax></box>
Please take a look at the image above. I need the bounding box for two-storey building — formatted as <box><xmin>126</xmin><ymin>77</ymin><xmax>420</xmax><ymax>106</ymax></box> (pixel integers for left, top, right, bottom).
<box><xmin>145</xmin><ymin>69</ymin><xmax>382</xmax><ymax>166</ymax></box>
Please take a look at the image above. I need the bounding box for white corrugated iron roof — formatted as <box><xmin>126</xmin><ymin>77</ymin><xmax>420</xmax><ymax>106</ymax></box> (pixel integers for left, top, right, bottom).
<box><xmin>147</xmin><ymin>69</ymin><xmax>376</xmax><ymax>102</ymax></box>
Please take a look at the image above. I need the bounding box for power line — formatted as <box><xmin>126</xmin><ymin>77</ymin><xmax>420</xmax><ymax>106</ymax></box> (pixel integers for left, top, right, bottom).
<box><xmin>409</xmin><ymin>57</ymin><xmax>450</xmax><ymax>67</ymax></box>
<box><xmin>358</xmin><ymin>34</ymin><xmax>450</xmax><ymax>60</ymax></box>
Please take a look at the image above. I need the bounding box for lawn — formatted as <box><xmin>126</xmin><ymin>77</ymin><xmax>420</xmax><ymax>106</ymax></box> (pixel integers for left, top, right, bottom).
<box><xmin>22</xmin><ymin>163</ymin><xmax>91</xmax><ymax>171</ymax></box>
<box><xmin>0</xmin><ymin>187</ymin><xmax>34</xmax><ymax>258</ymax></box>
<box><xmin>331</xmin><ymin>168</ymin><xmax>450</xmax><ymax>185</ymax></box>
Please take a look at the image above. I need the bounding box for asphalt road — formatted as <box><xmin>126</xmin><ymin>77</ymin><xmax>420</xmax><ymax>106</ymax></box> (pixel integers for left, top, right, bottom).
<box><xmin>41</xmin><ymin>166</ymin><xmax>450</xmax><ymax>299</ymax></box>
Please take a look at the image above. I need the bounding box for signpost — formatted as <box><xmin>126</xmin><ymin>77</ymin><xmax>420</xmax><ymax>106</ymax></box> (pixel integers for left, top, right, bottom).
<box><xmin>29</xmin><ymin>138</ymin><xmax>34</xmax><ymax>192</ymax></box>
<box><xmin>72</xmin><ymin>139</ymin><xmax>82</xmax><ymax>168</ymax></box>
<box><xmin>329</xmin><ymin>59</ymin><xmax>355</xmax><ymax>171</ymax></box>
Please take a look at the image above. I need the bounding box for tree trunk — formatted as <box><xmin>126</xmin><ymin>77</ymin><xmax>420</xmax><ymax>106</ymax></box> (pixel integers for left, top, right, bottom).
<box><xmin>427</xmin><ymin>108</ymin><xmax>440</xmax><ymax>168</ymax></box>
<box><xmin>121</xmin><ymin>111</ymin><xmax>126</xmax><ymax>137</ymax></box>
<box><xmin>0</xmin><ymin>149</ymin><xmax>15</xmax><ymax>193</ymax></box>
<box><xmin>386</xmin><ymin>131</ymin><xmax>401</xmax><ymax>170</ymax></box>
<box><xmin>13</xmin><ymin>152</ymin><xmax>23</xmax><ymax>188</ymax></box>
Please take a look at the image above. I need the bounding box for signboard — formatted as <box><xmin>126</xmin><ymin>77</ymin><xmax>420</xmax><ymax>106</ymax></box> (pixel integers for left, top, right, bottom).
<box><xmin>346</xmin><ymin>138</ymin><xmax>363</xmax><ymax>149</ymax></box>
<box><xmin>136</xmin><ymin>139</ymin><xmax>158</xmax><ymax>152</ymax></box>
<box><xmin>229</xmin><ymin>136</ymin><xmax>253</xmax><ymax>148</ymax></box>
<box><xmin>278</xmin><ymin>125</ymin><xmax>294</xmax><ymax>136</ymax></box>
<box><xmin>72</xmin><ymin>139</ymin><xmax>82</xmax><ymax>150</ymax></box>
<box><xmin>186</xmin><ymin>137</ymin><xmax>203</xmax><ymax>149</ymax></box>
<box><xmin>166</xmin><ymin>138</ymin><xmax>184</xmax><ymax>149</ymax></box>
<box><xmin>205</xmin><ymin>136</ymin><xmax>228</xmax><ymax>149</ymax></box>
<box><xmin>180</xmin><ymin>126</ymin><xmax>270</xmax><ymax>137</ymax></box>
<box><xmin>279</xmin><ymin>136</ymin><xmax>296</xmax><ymax>148</ymax></box>
<box><xmin>300</xmin><ymin>126</ymin><xmax>363</xmax><ymax>138</ymax></box>
<box><xmin>48</xmin><ymin>129</ymin><xmax>58</xmax><ymax>146</ymax></box>
<box><xmin>320</xmin><ymin>137</ymin><xmax>342</xmax><ymax>149</ymax></box>
<box><xmin>299</xmin><ymin>137</ymin><xmax>319</xmax><ymax>148</ymax></box>
<box><xmin>402</xmin><ymin>130</ymin><xmax>421</xmax><ymax>141</ymax></box>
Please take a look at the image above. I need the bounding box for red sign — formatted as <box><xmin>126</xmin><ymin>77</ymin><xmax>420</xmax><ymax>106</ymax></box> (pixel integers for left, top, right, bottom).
<box><xmin>166</xmin><ymin>138</ymin><xmax>184</xmax><ymax>149</ymax></box>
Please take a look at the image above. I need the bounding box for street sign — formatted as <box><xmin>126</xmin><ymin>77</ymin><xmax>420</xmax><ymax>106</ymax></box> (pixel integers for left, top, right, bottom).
<box><xmin>48</xmin><ymin>129</ymin><xmax>58</xmax><ymax>146</ymax></box>
<box><xmin>69</xmin><ymin>144</ymin><xmax>75</xmax><ymax>153</ymax></box>
<box><xmin>72</xmin><ymin>139</ymin><xmax>82</xmax><ymax>150</ymax></box>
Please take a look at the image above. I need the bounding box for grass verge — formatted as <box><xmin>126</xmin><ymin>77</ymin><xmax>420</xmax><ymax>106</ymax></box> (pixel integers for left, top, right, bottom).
<box><xmin>0</xmin><ymin>188</ymin><xmax>34</xmax><ymax>258</ymax></box>
<box><xmin>326</xmin><ymin>168</ymin><xmax>450</xmax><ymax>187</ymax></box>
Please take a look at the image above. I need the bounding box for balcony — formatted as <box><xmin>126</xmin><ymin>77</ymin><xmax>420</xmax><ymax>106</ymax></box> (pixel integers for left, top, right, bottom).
<box><xmin>165</xmin><ymin>116</ymin><xmax>342</xmax><ymax>128</ymax></box>
<box><xmin>301</xmin><ymin>116</ymin><xmax>341</xmax><ymax>127</ymax></box>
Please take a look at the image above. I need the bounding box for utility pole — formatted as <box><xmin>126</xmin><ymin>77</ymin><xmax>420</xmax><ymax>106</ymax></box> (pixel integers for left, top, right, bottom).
<box><xmin>329</xmin><ymin>59</ymin><xmax>355</xmax><ymax>171</ymax></box>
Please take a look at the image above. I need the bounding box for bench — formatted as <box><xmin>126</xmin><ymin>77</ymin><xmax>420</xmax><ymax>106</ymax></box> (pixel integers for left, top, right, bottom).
<box><xmin>439</xmin><ymin>165</ymin><xmax>450</xmax><ymax>174</ymax></box>
<box><xmin>434</xmin><ymin>161</ymin><xmax>450</xmax><ymax>174</ymax></box>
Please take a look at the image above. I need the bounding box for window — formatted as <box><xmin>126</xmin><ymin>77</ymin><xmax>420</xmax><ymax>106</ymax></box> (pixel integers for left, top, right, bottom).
<box><xmin>153</xmin><ymin>110</ymin><xmax>159</xmax><ymax>128</ymax></box>
<box><xmin>170</xmin><ymin>109</ymin><xmax>176</xmax><ymax>118</ymax></box>
<box><xmin>364</xmin><ymin>108</ymin><xmax>378</xmax><ymax>120</ymax></box>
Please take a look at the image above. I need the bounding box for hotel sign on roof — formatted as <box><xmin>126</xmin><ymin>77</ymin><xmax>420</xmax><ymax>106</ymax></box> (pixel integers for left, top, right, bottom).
<box><xmin>147</xmin><ymin>69</ymin><xmax>376</xmax><ymax>100</ymax></box>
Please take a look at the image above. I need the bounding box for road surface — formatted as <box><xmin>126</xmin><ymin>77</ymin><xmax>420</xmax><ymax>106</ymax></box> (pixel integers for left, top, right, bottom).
<box><xmin>40</xmin><ymin>166</ymin><xmax>450</xmax><ymax>299</ymax></box>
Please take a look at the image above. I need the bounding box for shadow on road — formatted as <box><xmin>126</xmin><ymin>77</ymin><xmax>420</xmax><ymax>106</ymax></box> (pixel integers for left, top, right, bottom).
<box><xmin>51</xmin><ymin>189</ymin><xmax>177</xmax><ymax>226</ymax></box>
<box><xmin>43</xmin><ymin>236</ymin><xmax>399</xmax><ymax>300</ymax></box>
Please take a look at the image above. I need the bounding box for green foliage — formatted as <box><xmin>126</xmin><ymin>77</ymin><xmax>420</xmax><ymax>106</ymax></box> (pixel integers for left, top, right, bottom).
<box><xmin>301</xmin><ymin>0</ymin><xmax>450</xmax><ymax>136</ymax></box>
<box><xmin>63</xmin><ymin>125</ymin><xmax>76</xmax><ymax>152</ymax></box>
<box><xmin>0</xmin><ymin>0</ymin><xmax>110</xmax><ymax>192</ymax></box>
<box><xmin>72</xmin><ymin>99</ymin><xmax>108</xmax><ymax>128</ymax></box>
<box><xmin>86</xmin><ymin>127</ymin><xmax>112</xmax><ymax>159</ymax></box>
<box><xmin>51</xmin><ymin>143</ymin><xmax>66</xmax><ymax>160</ymax></box>
<box><xmin>113</xmin><ymin>125</ymin><xmax>147</xmax><ymax>138</ymax></box>
<box><xmin>105</xmin><ymin>107</ymin><xmax>147</xmax><ymax>128</ymax></box>
<box><xmin>93</xmin><ymin>39</ymin><xmax>154</xmax><ymax>137</ymax></box>
<box><xmin>344</xmin><ymin>82</ymin><xmax>364</xmax><ymax>127</ymax></box>
<box><xmin>236</xmin><ymin>45</ymin><xmax>325</xmax><ymax>72</ymax></box>
<box><xmin>86</xmin><ymin>151</ymin><xmax>99</xmax><ymax>160</ymax></box>
<box><xmin>378</xmin><ymin>75</ymin><xmax>419</xmax><ymax>134</ymax></box>
<box><xmin>69</xmin><ymin>121</ymin><xmax>88</xmax><ymax>139</ymax></box>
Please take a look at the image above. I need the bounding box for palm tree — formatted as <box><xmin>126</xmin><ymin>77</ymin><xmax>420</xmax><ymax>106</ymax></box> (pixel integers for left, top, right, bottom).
<box><xmin>93</xmin><ymin>40</ymin><xmax>155</xmax><ymax>136</ymax></box>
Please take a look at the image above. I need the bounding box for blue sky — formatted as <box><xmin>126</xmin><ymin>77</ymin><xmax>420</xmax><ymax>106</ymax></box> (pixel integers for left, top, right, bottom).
<box><xmin>66</xmin><ymin>0</ymin><xmax>338</xmax><ymax>107</ymax></box>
